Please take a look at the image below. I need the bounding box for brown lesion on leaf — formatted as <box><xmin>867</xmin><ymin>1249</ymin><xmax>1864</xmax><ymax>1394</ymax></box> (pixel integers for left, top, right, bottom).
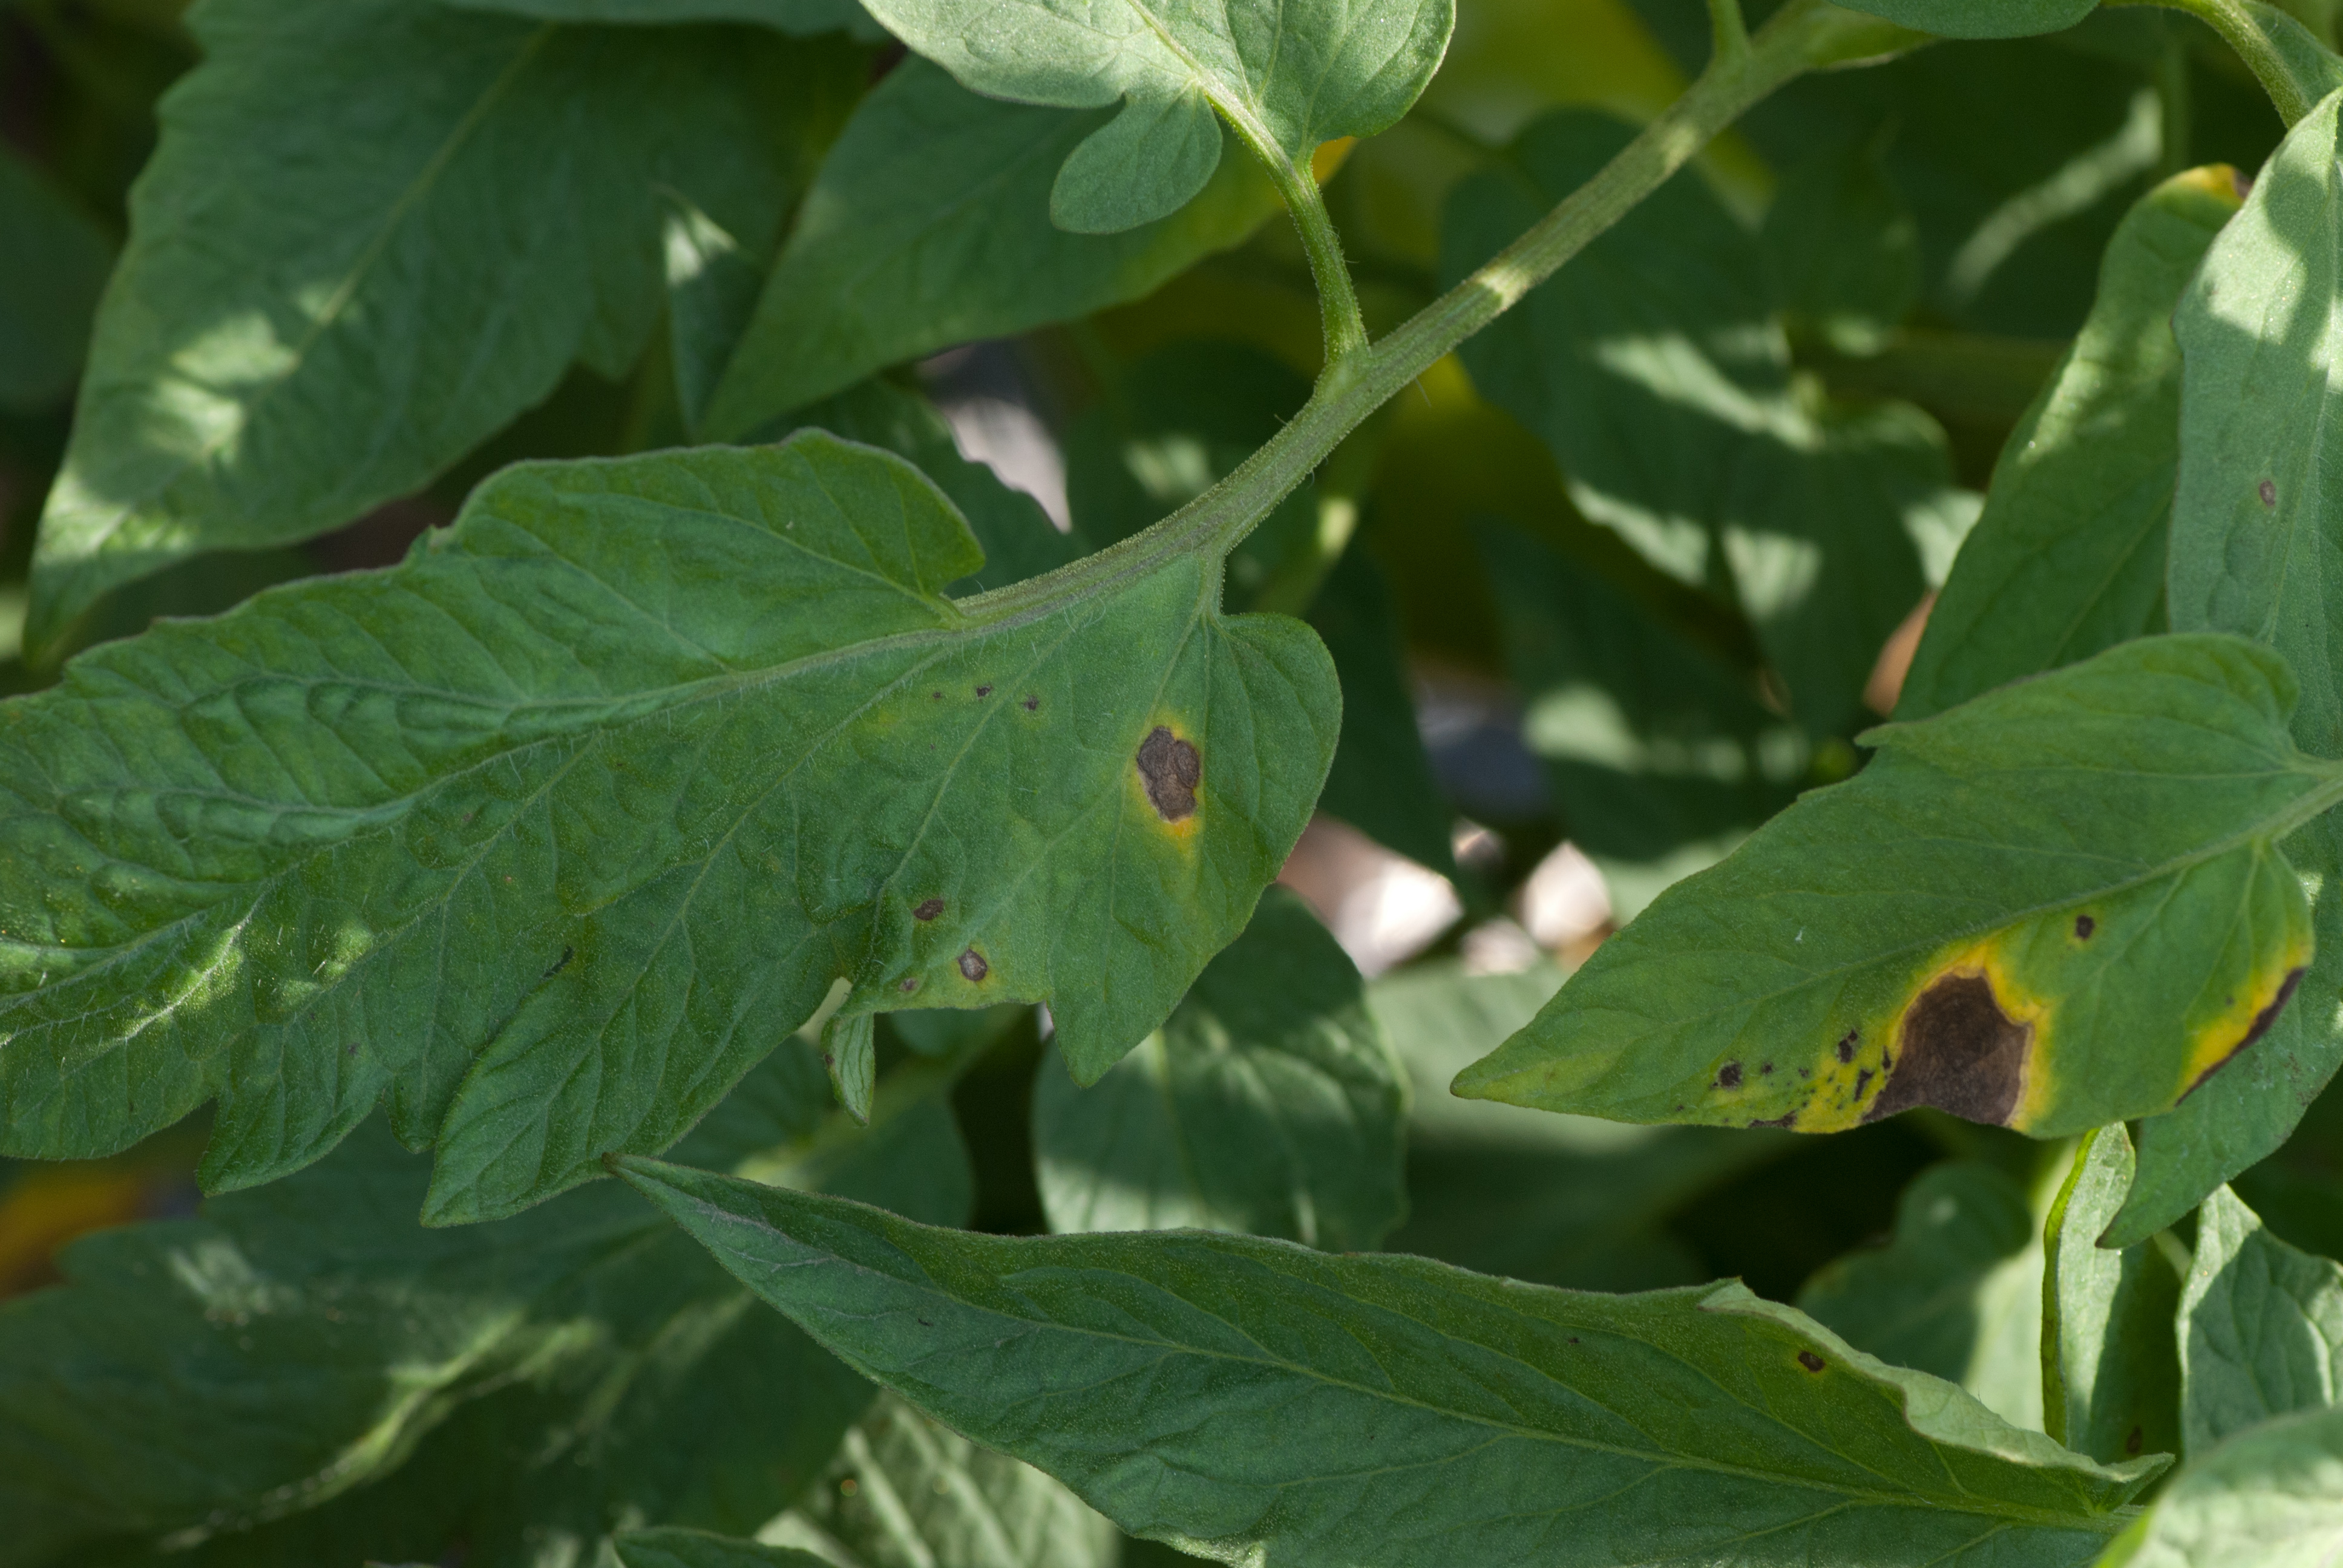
<box><xmin>1136</xmin><ymin>725</ymin><xmax>1202</xmax><ymax>823</ymax></box>
<box><xmin>913</xmin><ymin>898</ymin><xmax>945</xmax><ymax>922</ymax></box>
<box><xmin>1797</xmin><ymin>1351</ymin><xmax>1826</xmax><ymax>1373</ymax></box>
<box><xmin>958</xmin><ymin>948</ymin><xmax>989</xmax><ymax>982</ymax></box>
<box><xmin>2184</xmin><ymin>965</ymin><xmax>2305</xmax><ymax>1098</ymax></box>
<box><xmin>1864</xmin><ymin>971</ymin><xmax>2033</xmax><ymax>1127</ymax></box>
<box><xmin>1715</xmin><ymin>1061</ymin><xmax>1742</xmax><ymax>1089</ymax></box>
<box><xmin>2074</xmin><ymin>914</ymin><xmax>2095</xmax><ymax>941</ymax></box>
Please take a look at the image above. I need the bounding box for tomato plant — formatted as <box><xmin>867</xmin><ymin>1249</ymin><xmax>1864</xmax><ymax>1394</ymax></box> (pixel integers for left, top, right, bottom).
<box><xmin>3</xmin><ymin>0</ymin><xmax>2343</xmax><ymax>1562</ymax></box>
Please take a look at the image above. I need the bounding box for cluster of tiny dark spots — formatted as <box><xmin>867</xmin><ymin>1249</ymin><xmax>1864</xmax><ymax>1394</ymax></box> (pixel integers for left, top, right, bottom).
<box><xmin>1748</xmin><ymin>1112</ymin><xmax>1797</xmax><ymax>1129</ymax></box>
<box><xmin>1797</xmin><ymin>1351</ymin><xmax>1826</xmax><ymax>1373</ymax></box>
<box><xmin>1715</xmin><ymin>1062</ymin><xmax>1743</xmax><ymax>1089</ymax></box>
<box><xmin>1835</xmin><ymin>1030</ymin><xmax>1858</xmax><ymax>1064</ymax></box>
<box><xmin>913</xmin><ymin>898</ymin><xmax>945</xmax><ymax>922</ymax></box>
<box><xmin>2075</xmin><ymin>914</ymin><xmax>2096</xmax><ymax>940</ymax></box>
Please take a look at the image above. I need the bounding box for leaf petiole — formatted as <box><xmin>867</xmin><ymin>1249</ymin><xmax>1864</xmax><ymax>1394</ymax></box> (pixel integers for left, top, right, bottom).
<box><xmin>2109</xmin><ymin>0</ymin><xmax>2324</xmax><ymax>124</ymax></box>
<box><xmin>1709</xmin><ymin>0</ymin><xmax>1754</xmax><ymax>64</ymax></box>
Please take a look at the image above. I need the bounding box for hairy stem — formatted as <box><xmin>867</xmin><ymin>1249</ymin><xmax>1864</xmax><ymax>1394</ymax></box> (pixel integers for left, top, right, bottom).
<box><xmin>2112</xmin><ymin>0</ymin><xmax>2319</xmax><ymax>123</ymax></box>
<box><xmin>963</xmin><ymin>0</ymin><xmax>1894</xmax><ymax>625</ymax></box>
<box><xmin>1258</xmin><ymin>143</ymin><xmax>1373</xmax><ymax>371</ymax></box>
<box><xmin>1709</xmin><ymin>0</ymin><xmax>1753</xmax><ymax>64</ymax></box>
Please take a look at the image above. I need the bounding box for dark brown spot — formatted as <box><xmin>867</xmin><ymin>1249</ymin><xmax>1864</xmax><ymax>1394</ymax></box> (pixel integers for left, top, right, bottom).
<box><xmin>1797</xmin><ymin>1351</ymin><xmax>1826</xmax><ymax>1373</ymax></box>
<box><xmin>916</xmin><ymin>1316</ymin><xmax>932</xmax><ymax>1327</ymax></box>
<box><xmin>1022</xmin><ymin>696</ymin><xmax>1039</xmax><ymax>712</ymax></box>
<box><xmin>346</xmin><ymin>1040</ymin><xmax>361</xmax><ymax>1057</ymax></box>
<box><xmin>899</xmin><ymin>977</ymin><xmax>919</xmax><ymax>994</ymax></box>
<box><xmin>958</xmin><ymin>949</ymin><xmax>989</xmax><ymax>982</ymax></box>
<box><xmin>1567</xmin><ymin>1336</ymin><xmax>1580</xmax><ymax>1344</ymax></box>
<box><xmin>2187</xmin><ymin>966</ymin><xmax>2306</xmax><ymax>1097</ymax></box>
<box><xmin>1136</xmin><ymin>726</ymin><xmax>1202</xmax><ymax>822</ymax></box>
<box><xmin>1836</xmin><ymin>1030</ymin><xmax>1858</xmax><ymax>1064</ymax></box>
<box><xmin>1715</xmin><ymin>1061</ymin><xmax>1742</xmax><ymax>1089</ymax></box>
<box><xmin>913</xmin><ymin>898</ymin><xmax>945</xmax><ymax>922</ymax></box>
<box><xmin>1749</xmin><ymin>1112</ymin><xmax>1797</xmax><ymax>1129</ymax></box>
<box><xmin>931</xmin><ymin>691</ymin><xmax>944</xmax><ymax>700</ymax></box>
<box><xmin>1760</xmin><ymin>1062</ymin><xmax>1774</xmax><ymax>1076</ymax></box>
<box><xmin>2260</xmin><ymin>479</ymin><xmax>2279</xmax><ymax>509</ymax></box>
<box><xmin>2074</xmin><ymin>915</ymin><xmax>2096</xmax><ymax>940</ymax></box>
<box><xmin>543</xmin><ymin>944</ymin><xmax>574</xmax><ymax>978</ymax></box>
<box><xmin>975</xmin><ymin>685</ymin><xmax>992</xmax><ymax>697</ymax></box>
<box><xmin>1854</xmin><ymin>1067</ymin><xmax>1873</xmax><ymax>1099</ymax></box>
<box><xmin>2125</xmin><ymin>1425</ymin><xmax>2144</xmax><ymax>1456</ymax></box>
<box><xmin>1864</xmin><ymin>973</ymin><xmax>2031</xmax><ymax>1126</ymax></box>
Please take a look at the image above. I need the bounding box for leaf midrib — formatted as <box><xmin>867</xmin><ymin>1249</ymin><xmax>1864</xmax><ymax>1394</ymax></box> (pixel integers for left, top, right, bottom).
<box><xmin>698</xmin><ymin>1210</ymin><xmax>2133</xmax><ymax>1538</ymax></box>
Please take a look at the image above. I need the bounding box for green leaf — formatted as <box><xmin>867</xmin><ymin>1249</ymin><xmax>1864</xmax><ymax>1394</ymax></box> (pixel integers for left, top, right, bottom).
<box><xmin>1456</xmin><ymin>635</ymin><xmax>2332</xmax><ymax>1141</ymax></box>
<box><xmin>703</xmin><ymin>60</ymin><xmax>1283</xmax><ymax>436</ymax></box>
<box><xmin>1829</xmin><ymin>0</ymin><xmax>2094</xmax><ymax>38</ymax></box>
<box><xmin>1445</xmin><ymin>109</ymin><xmax>1944</xmax><ymax>734</ymax></box>
<box><xmin>1762</xmin><ymin>133</ymin><xmax>1921</xmax><ymax>356</ymax></box>
<box><xmin>620</xmin><ymin>1159</ymin><xmax>2162</xmax><ymax>1567</ymax></box>
<box><xmin>1374</xmin><ymin>958</ymin><xmax>1794</xmax><ymax>1289</ymax></box>
<box><xmin>779</xmin><ymin>379</ymin><xmax>1089</xmax><ymax>596</ymax></box>
<box><xmin>1797</xmin><ymin>1161</ymin><xmax>2045</xmax><ymax>1432</ymax></box>
<box><xmin>1032</xmin><ymin>889</ymin><xmax>1406</xmax><ymax>1250</ymax></box>
<box><xmin>2042</xmin><ymin>1126</ymin><xmax>2181</xmax><ymax>1468</ymax></box>
<box><xmin>762</xmin><ymin>1392</ymin><xmax>1119</xmax><ymax>1568</ymax></box>
<box><xmin>2100</xmin><ymin>1403</ymin><xmax>2343</xmax><ymax>1568</ymax></box>
<box><xmin>1477</xmin><ymin>518</ymin><xmax>1801</xmax><ymax>906</ymax></box>
<box><xmin>445</xmin><ymin>0</ymin><xmax>882</xmax><ymax>34</ymax></box>
<box><xmin>1899</xmin><ymin>166</ymin><xmax>2244</xmax><ymax>723</ymax></box>
<box><xmin>854</xmin><ymin>0</ymin><xmax>1453</xmax><ymax>233</ymax></box>
<box><xmin>0</xmin><ymin>1030</ymin><xmax>980</xmax><ymax>1568</ymax></box>
<box><xmin>663</xmin><ymin>195</ymin><xmax>772</xmax><ymax>440</ymax></box>
<box><xmin>0</xmin><ymin>142</ymin><xmax>113</xmax><ymax>413</ymax></box>
<box><xmin>618</xmin><ymin>1529</ymin><xmax>830</xmax><ymax>1568</ymax></box>
<box><xmin>25</xmin><ymin>0</ymin><xmax>867</xmax><ymax>657</ymax></box>
<box><xmin>2178</xmin><ymin>1186</ymin><xmax>2343</xmax><ymax>1455</ymax></box>
<box><xmin>2128</xmin><ymin>90</ymin><xmax>2343</xmax><ymax>1245</ymax></box>
<box><xmin>0</xmin><ymin>435</ymin><xmax>1338</xmax><ymax>1222</ymax></box>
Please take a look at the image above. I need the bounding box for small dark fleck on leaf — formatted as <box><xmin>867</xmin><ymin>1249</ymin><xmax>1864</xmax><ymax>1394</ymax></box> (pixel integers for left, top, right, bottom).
<box><xmin>1136</xmin><ymin>726</ymin><xmax>1202</xmax><ymax>822</ymax></box>
<box><xmin>1854</xmin><ymin>1067</ymin><xmax>1874</xmax><ymax>1099</ymax></box>
<box><xmin>975</xmin><ymin>685</ymin><xmax>992</xmax><ymax>697</ymax></box>
<box><xmin>913</xmin><ymin>898</ymin><xmax>945</xmax><ymax>922</ymax></box>
<box><xmin>2075</xmin><ymin>914</ymin><xmax>2095</xmax><ymax>940</ymax></box>
<box><xmin>899</xmin><ymin>977</ymin><xmax>919</xmax><ymax>994</ymax></box>
<box><xmin>1749</xmin><ymin>1113</ymin><xmax>1797</xmax><ymax>1129</ymax></box>
<box><xmin>1715</xmin><ymin>1061</ymin><xmax>1743</xmax><ymax>1089</ymax></box>
<box><xmin>1797</xmin><ymin>1067</ymin><xmax>1811</xmax><ymax>1080</ymax></box>
<box><xmin>1567</xmin><ymin>1336</ymin><xmax>1580</xmax><ymax>1344</ymax></box>
<box><xmin>917</xmin><ymin>1317</ymin><xmax>933</xmax><ymax>1327</ymax></box>
<box><xmin>346</xmin><ymin>1041</ymin><xmax>361</xmax><ymax>1057</ymax></box>
<box><xmin>2259</xmin><ymin>478</ymin><xmax>2278</xmax><ymax>508</ymax></box>
<box><xmin>958</xmin><ymin>948</ymin><xmax>989</xmax><ymax>982</ymax></box>
<box><xmin>1022</xmin><ymin>696</ymin><xmax>1039</xmax><ymax>711</ymax></box>
<box><xmin>2125</xmin><ymin>1425</ymin><xmax>2143</xmax><ymax>1456</ymax></box>
<box><xmin>821</xmin><ymin>1051</ymin><xmax>834</xmax><ymax>1069</ymax></box>
<box><xmin>1797</xmin><ymin>1350</ymin><xmax>1825</xmax><ymax>1373</ymax></box>
<box><xmin>543</xmin><ymin>944</ymin><xmax>574</xmax><ymax>978</ymax></box>
<box><xmin>1836</xmin><ymin>1030</ymin><xmax>1858</xmax><ymax>1064</ymax></box>
<box><xmin>1760</xmin><ymin>1062</ymin><xmax>1774</xmax><ymax>1076</ymax></box>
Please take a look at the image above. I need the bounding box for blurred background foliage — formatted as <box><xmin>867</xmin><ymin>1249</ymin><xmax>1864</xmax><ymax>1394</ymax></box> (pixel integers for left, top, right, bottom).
<box><xmin>2</xmin><ymin>0</ymin><xmax>2340</xmax><ymax>1555</ymax></box>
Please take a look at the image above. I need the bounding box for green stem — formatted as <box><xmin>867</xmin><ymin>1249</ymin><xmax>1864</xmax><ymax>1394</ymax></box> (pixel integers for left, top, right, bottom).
<box><xmin>2112</xmin><ymin>0</ymin><xmax>2317</xmax><ymax>123</ymax></box>
<box><xmin>1250</xmin><ymin>132</ymin><xmax>1372</xmax><ymax>372</ymax></box>
<box><xmin>1709</xmin><ymin>0</ymin><xmax>1753</xmax><ymax>64</ymax></box>
<box><xmin>962</xmin><ymin>0</ymin><xmax>1861</xmax><ymax>627</ymax></box>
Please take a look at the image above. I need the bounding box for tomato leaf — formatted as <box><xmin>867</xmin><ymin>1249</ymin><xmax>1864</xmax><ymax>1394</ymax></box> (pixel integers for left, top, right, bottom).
<box><xmin>1456</xmin><ymin>635</ymin><xmax>2334</xmax><ymax>1141</ymax></box>
<box><xmin>2178</xmin><ymin>1185</ymin><xmax>2343</xmax><ymax>1457</ymax></box>
<box><xmin>2041</xmin><ymin>1126</ymin><xmax>2181</xmax><ymax>1468</ymax></box>
<box><xmin>619</xmin><ymin>1160</ymin><xmax>2162</xmax><ymax>1568</ymax></box>
<box><xmin>2100</xmin><ymin>1403</ymin><xmax>2343</xmax><ymax>1568</ymax></box>
<box><xmin>0</xmin><ymin>143</ymin><xmax>113</xmax><ymax>414</ymax></box>
<box><xmin>0</xmin><ymin>436</ymin><xmax>1336</xmax><ymax>1222</ymax></box>
<box><xmin>854</xmin><ymin>0</ymin><xmax>1453</xmax><ymax>232</ymax></box>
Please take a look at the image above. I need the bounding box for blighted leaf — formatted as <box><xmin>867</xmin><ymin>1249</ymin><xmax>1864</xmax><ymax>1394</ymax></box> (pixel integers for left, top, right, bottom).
<box><xmin>1763</xmin><ymin>133</ymin><xmax>1921</xmax><ymax>356</ymax></box>
<box><xmin>2042</xmin><ymin>1126</ymin><xmax>2181</xmax><ymax>1468</ymax></box>
<box><xmin>1032</xmin><ymin>889</ymin><xmax>1405</xmax><ymax>1250</ymax></box>
<box><xmin>0</xmin><ymin>435</ymin><xmax>1337</xmax><ymax>1223</ymax></box>
<box><xmin>2178</xmin><ymin>1186</ymin><xmax>2343</xmax><ymax>1455</ymax></box>
<box><xmin>1899</xmin><ymin>166</ymin><xmax>2244</xmax><ymax>722</ymax></box>
<box><xmin>1457</xmin><ymin>635</ymin><xmax>2335</xmax><ymax>1141</ymax></box>
<box><xmin>620</xmin><ymin>1161</ymin><xmax>2162</xmax><ymax>1568</ymax></box>
<box><xmin>762</xmin><ymin>1392</ymin><xmax>1119</xmax><ymax>1568</ymax></box>
<box><xmin>1831</xmin><ymin>0</ymin><xmax>2094</xmax><ymax>38</ymax></box>
<box><xmin>1375</xmin><ymin>960</ymin><xmax>1792</xmax><ymax>1290</ymax></box>
<box><xmin>617</xmin><ymin>1531</ymin><xmax>829</xmax><ymax>1568</ymax></box>
<box><xmin>0</xmin><ymin>1030</ymin><xmax>983</xmax><ymax>1568</ymax></box>
<box><xmin>856</xmin><ymin>0</ymin><xmax>1453</xmax><ymax>232</ymax></box>
<box><xmin>704</xmin><ymin>60</ymin><xmax>1282</xmax><ymax>435</ymax></box>
<box><xmin>1798</xmin><ymin>1161</ymin><xmax>2045</xmax><ymax>1432</ymax></box>
<box><xmin>25</xmin><ymin>0</ymin><xmax>864</xmax><ymax>656</ymax></box>
<box><xmin>445</xmin><ymin>0</ymin><xmax>881</xmax><ymax>33</ymax></box>
<box><xmin>0</xmin><ymin>143</ymin><xmax>113</xmax><ymax>413</ymax></box>
<box><xmin>2134</xmin><ymin>94</ymin><xmax>2343</xmax><ymax>1242</ymax></box>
